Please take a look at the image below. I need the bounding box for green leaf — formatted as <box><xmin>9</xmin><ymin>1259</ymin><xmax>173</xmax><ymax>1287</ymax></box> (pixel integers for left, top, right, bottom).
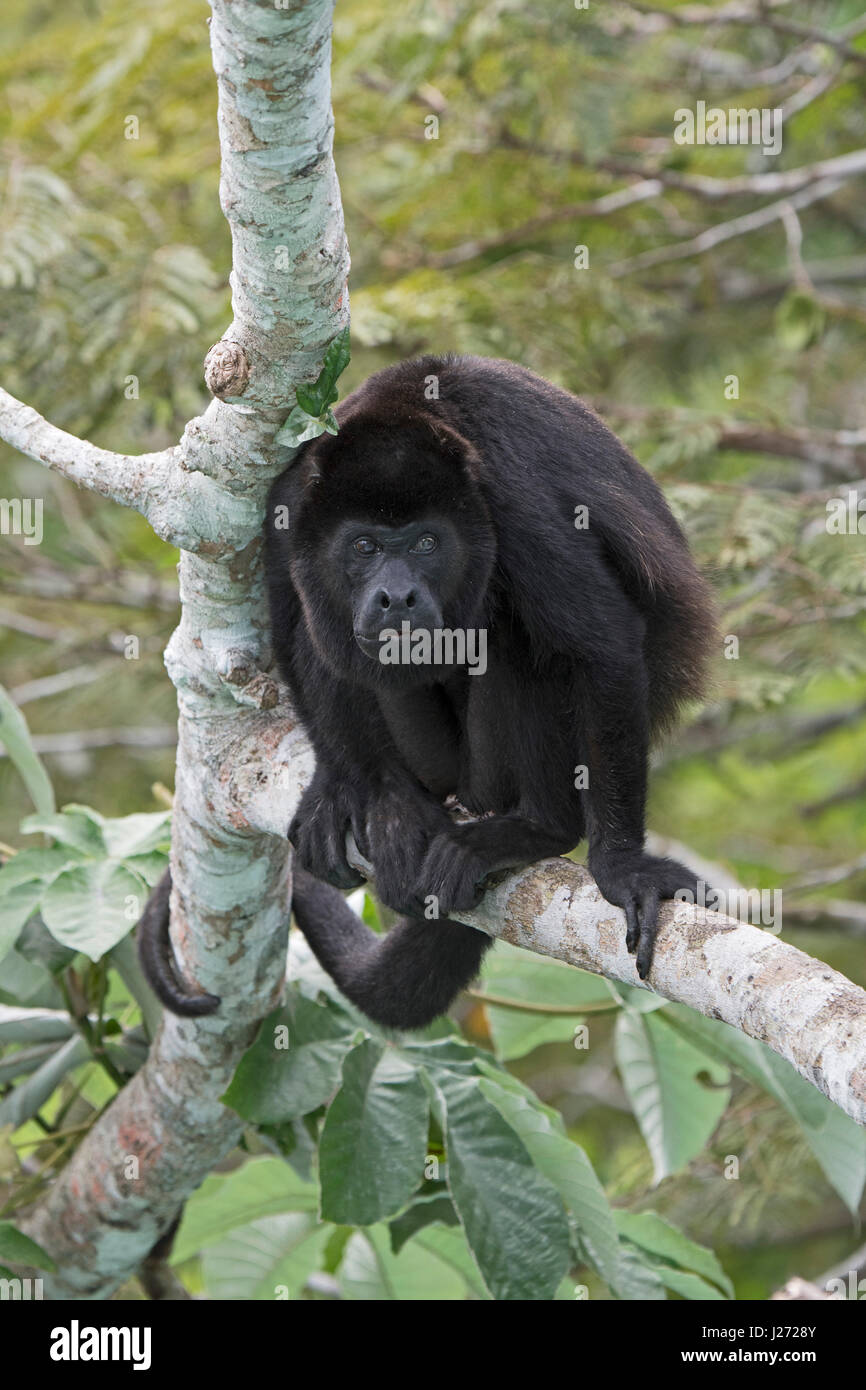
<box><xmin>0</xmin><ymin>686</ymin><xmax>55</xmax><ymax>816</ymax></box>
<box><xmin>613</xmin><ymin>1243</ymin><xmax>668</xmax><ymax>1300</ymax></box>
<box><xmin>122</xmin><ymin>851</ymin><xmax>169</xmax><ymax>886</ymax></box>
<box><xmin>100</xmin><ymin>811</ymin><xmax>171</xmax><ymax>859</ymax></box>
<box><xmin>339</xmin><ymin>1225</ymin><xmax>467</xmax><ymax>1301</ymax></box>
<box><xmin>663</xmin><ymin>1006</ymin><xmax>866</xmax><ymax>1212</ymax></box>
<box><xmin>274</xmin><ymin>406</ymin><xmax>328</xmax><ymax>448</ymax></box>
<box><xmin>276</xmin><ymin>329</ymin><xmax>351</xmax><ymax>446</ymax></box>
<box><xmin>411</xmin><ymin>1223</ymin><xmax>491</xmax><ymax>1299</ymax></box>
<box><xmin>0</xmin><ymin>880</ymin><xmax>44</xmax><ymax>965</ymax></box>
<box><xmin>360</xmin><ymin>891</ymin><xmax>383</xmax><ymax>931</ymax></box>
<box><xmin>645</xmin><ymin>1263</ymin><xmax>726</xmax><ymax>1300</ymax></box>
<box><xmin>295</xmin><ymin>384</ymin><xmax>322</xmax><ymax>416</ymax></box>
<box><xmin>389</xmin><ymin>1192</ymin><xmax>458</xmax><ymax>1254</ymax></box>
<box><xmin>40</xmin><ymin>861</ymin><xmax>145</xmax><ymax>959</ymax></box>
<box><xmin>615</xmin><ymin>1211</ymin><xmax>732</xmax><ymax>1298</ymax></box>
<box><xmin>222</xmin><ymin>995</ymin><xmax>359</xmax><ymax>1124</ymax></box>
<box><xmin>0</xmin><ymin>1034</ymin><xmax>90</xmax><ymax>1130</ymax></box>
<box><xmin>320</xmin><ymin>1039</ymin><xmax>429</xmax><ymax>1225</ymax></box>
<box><xmin>21</xmin><ymin>808</ymin><xmax>106</xmax><ymax>858</ymax></box>
<box><xmin>479</xmin><ymin>941</ymin><xmax>615</xmax><ymax>1060</ymax></box>
<box><xmin>431</xmin><ymin>1071</ymin><xmax>570</xmax><ymax>1300</ymax></box>
<box><xmin>615</xmin><ymin>1009</ymin><xmax>730</xmax><ymax>1181</ymax></box>
<box><xmin>0</xmin><ymin>1041</ymin><xmax>65</xmax><ymax>1085</ymax></box>
<box><xmin>478</xmin><ymin>1070</ymin><xmax>622</xmax><ymax>1293</ymax></box>
<box><xmin>0</xmin><ymin>1000</ymin><xmax>73</xmax><ymax>1045</ymax></box>
<box><xmin>0</xmin><ymin>847</ymin><xmax>74</xmax><ymax>891</ymax></box>
<box><xmin>0</xmin><ymin>1223</ymin><xmax>57</xmax><ymax>1272</ymax></box>
<box><xmin>399</xmin><ymin>1036</ymin><xmax>484</xmax><ymax>1074</ymax></box>
<box><xmin>481</xmin><ymin>940</ymin><xmax>614</xmax><ymax>1009</ymax></box>
<box><xmin>10</xmin><ymin>916</ymin><xmax>75</xmax><ymax>975</ymax></box>
<box><xmin>171</xmin><ymin>1157</ymin><xmax>318</xmax><ymax>1264</ymax></box>
<box><xmin>0</xmin><ymin>948</ymin><xmax>57</xmax><ymax>1007</ymax></box>
<box><xmin>486</xmin><ymin>1008</ymin><xmax>580</xmax><ymax>1061</ymax></box>
<box><xmin>775</xmin><ymin>290</ymin><xmax>826</xmax><ymax>351</ymax></box>
<box><xmin>319</xmin><ymin>325</ymin><xmax>351</xmax><ymax>396</ymax></box>
<box><xmin>201</xmin><ymin>1214</ymin><xmax>331</xmax><ymax>1301</ymax></box>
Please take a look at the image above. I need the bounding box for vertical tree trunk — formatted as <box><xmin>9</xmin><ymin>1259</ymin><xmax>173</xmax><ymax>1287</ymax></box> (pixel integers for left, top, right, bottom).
<box><xmin>21</xmin><ymin>0</ymin><xmax>349</xmax><ymax>1298</ymax></box>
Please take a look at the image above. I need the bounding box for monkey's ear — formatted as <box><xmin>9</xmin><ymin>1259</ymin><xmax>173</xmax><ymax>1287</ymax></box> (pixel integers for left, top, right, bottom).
<box><xmin>418</xmin><ymin>412</ymin><xmax>482</xmax><ymax>477</ymax></box>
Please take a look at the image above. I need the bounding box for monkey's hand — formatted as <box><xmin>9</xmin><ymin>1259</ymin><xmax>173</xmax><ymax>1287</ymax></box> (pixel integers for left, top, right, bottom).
<box><xmin>588</xmin><ymin>848</ymin><xmax>700</xmax><ymax>979</ymax></box>
<box><xmin>289</xmin><ymin>772</ymin><xmax>367</xmax><ymax>891</ymax></box>
<box><xmin>364</xmin><ymin>780</ymin><xmax>452</xmax><ymax>916</ymax></box>
<box><xmin>414</xmin><ymin>828</ymin><xmax>489</xmax><ymax>919</ymax></box>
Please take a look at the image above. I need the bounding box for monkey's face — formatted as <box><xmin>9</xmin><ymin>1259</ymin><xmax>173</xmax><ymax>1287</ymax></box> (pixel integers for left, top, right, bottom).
<box><xmin>334</xmin><ymin>516</ymin><xmax>465</xmax><ymax>662</ymax></box>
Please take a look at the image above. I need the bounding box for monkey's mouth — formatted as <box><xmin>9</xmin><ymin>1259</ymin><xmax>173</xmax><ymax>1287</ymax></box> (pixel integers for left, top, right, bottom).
<box><xmin>354</xmin><ymin>631</ymin><xmax>389</xmax><ymax>659</ymax></box>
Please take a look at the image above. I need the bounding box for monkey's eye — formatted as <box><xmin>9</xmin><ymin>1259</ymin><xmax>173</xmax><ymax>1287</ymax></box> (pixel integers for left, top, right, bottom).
<box><xmin>353</xmin><ymin>537</ymin><xmax>378</xmax><ymax>556</ymax></box>
<box><xmin>410</xmin><ymin>534</ymin><xmax>438</xmax><ymax>554</ymax></box>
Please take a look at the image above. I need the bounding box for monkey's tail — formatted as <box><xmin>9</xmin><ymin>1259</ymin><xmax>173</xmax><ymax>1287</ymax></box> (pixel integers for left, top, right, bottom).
<box><xmin>291</xmin><ymin>866</ymin><xmax>492</xmax><ymax>1030</ymax></box>
<box><xmin>136</xmin><ymin>866</ymin><xmax>491</xmax><ymax>1029</ymax></box>
<box><xmin>135</xmin><ymin>868</ymin><xmax>221</xmax><ymax>1018</ymax></box>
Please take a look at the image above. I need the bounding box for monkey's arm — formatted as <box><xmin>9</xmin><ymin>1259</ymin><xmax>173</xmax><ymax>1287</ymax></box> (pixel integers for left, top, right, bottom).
<box><xmin>277</xmin><ymin>625</ymin><xmax>456</xmax><ymax>910</ymax></box>
<box><xmin>579</xmin><ymin>657</ymin><xmax>700</xmax><ymax>978</ymax></box>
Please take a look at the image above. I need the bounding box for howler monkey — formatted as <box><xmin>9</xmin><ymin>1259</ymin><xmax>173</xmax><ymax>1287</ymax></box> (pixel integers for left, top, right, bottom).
<box><xmin>139</xmin><ymin>355</ymin><xmax>714</xmax><ymax>1029</ymax></box>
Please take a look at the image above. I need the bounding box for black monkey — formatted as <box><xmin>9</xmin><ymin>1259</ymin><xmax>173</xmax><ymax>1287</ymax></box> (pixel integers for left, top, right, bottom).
<box><xmin>139</xmin><ymin>355</ymin><xmax>714</xmax><ymax>1028</ymax></box>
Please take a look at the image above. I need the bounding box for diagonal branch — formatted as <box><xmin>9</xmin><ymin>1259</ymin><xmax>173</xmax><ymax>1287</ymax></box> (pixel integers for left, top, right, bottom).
<box><xmin>589</xmin><ymin>399</ymin><xmax>866</xmax><ymax>478</ymax></box>
<box><xmin>621</xmin><ymin>1</ymin><xmax>866</xmax><ymax>66</ymax></box>
<box><xmin>0</xmin><ymin>387</ymin><xmax>264</xmax><ymax>555</ymax></box>
<box><xmin>497</xmin><ymin>136</ymin><xmax>866</xmax><ymax>202</ymax></box>
<box><xmin>0</xmin><ymin>387</ymin><xmax>178</xmax><ymax>539</ymax></box>
<box><xmin>609</xmin><ymin>175</ymin><xmax>846</xmax><ymax>275</ymax></box>
<box><xmin>411</xmin><ymin>180</ymin><xmax>664</xmax><ymax>269</ymax></box>
<box><xmin>219</xmin><ymin>718</ymin><xmax>866</xmax><ymax>1129</ymax></box>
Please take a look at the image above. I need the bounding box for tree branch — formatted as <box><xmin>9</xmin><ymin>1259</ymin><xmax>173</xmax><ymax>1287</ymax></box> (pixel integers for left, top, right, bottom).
<box><xmin>410</xmin><ymin>180</ymin><xmax>664</xmax><ymax>269</ymax></box>
<box><xmin>620</xmin><ymin>1</ymin><xmax>866</xmax><ymax>67</ymax></box>
<box><xmin>0</xmin><ymin>387</ymin><xmax>265</xmax><ymax>556</ymax></box>
<box><xmin>589</xmin><ymin>399</ymin><xmax>866</xmax><ymax>479</ymax></box>
<box><xmin>15</xmin><ymin>0</ymin><xmax>349</xmax><ymax>1299</ymax></box>
<box><xmin>497</xmin><ymin>134</ymin><xmax>866</xmax><ymax>203</ymax></box>
<box><xmin>10</xmin><ymin>0</ymin><xmax>865</xmax><ymax>1306</ymax></box>
<box><xmin>218</xmin><ymin>718</ymin><xmax>866</xmax><ymax>1129</ymax></box>
<box><xmin>609</xmin><ymin>175</ymin><xmax>847</xmax><ymax>275</ymax></box>
<box><xmin>0</xmin><ymin>388</ymin><xmax>177</xmax><ymax>536</ymax></box>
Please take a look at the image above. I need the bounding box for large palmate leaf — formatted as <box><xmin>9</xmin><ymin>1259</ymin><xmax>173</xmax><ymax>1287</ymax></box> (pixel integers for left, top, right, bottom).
<box><xmin>615</xmin><ymin>1008</ymin><xmax>730</xmax><ymax>1181</ymax></box>
<box><xmin>663</xmin><ymin>1006</ymin><xmax>866</xmax><ymax>1212</ymax></box>
<box><xmin>222</xmin><ymin>994</ymin><xmax>362</xmax><ymax>1124</ymax></box>
<box><xmin>201</xmin><ymin>1214</ymin><xmax>331</xmax><ymax>1301</ymax></box>
<box><xmin>319</xmin><ymin>1038</ymin><xmax>429</xmax><ymax>1225</ymax></box>
<box><xmin>171</xmin><ymin>1158</ymin><xmax>318</xmax><ymax>1264</ymax></box>
<box><xmin>430</xmin><ymin>1070</ymin><xmax>570</xmax><ymax>1301</ymax></box>
<box><xmin>339</xmin><ymin>1224</ymin><xmax>469</xmax><ymax>1301</ymax></box>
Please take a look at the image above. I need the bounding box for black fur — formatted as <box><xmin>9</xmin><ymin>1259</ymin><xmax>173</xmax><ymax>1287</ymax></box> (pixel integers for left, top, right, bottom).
<box><xmin>136</xmin><ymin>868</ymin><xmax>220</xmax><ymax>1017</ymax></box>
<box><xmin>138</xmin><ymin>354</ymin><xmax>715</xmax><ymax>1028</ymax></box>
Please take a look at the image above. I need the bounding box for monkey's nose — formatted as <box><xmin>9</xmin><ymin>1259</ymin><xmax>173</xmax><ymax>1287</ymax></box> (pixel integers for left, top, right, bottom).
<box><xmin>378</xmin><ymin>588</ymin><xmax>417</xmax><ymax>613</ymax></box>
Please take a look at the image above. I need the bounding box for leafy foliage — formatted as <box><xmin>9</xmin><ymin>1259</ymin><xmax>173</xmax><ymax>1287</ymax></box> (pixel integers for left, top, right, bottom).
<box><xmin>275</xmin><ymin>327</ymin><xmax>352</xmax><ymax>446</ymax></box>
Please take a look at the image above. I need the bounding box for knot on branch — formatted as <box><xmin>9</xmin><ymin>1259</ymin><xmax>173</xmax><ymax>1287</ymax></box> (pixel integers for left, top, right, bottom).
<box><xmin>204</xmin><ymin>340</ymin><xmax>250</xmax><ymax>399</ymax></box>
<box><xmin>216</xmin><ymin>647</ymin><xmax>280</xmax><ymax>710</ymax></box>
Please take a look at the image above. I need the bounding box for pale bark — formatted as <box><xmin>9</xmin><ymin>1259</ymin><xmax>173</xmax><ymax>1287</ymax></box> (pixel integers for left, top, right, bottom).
<box><xmin>6</xmin><ymin>0</ymin><xmax>349</xmax><ymax>1298</ymax></box>
<box><xmin>218</xmin><ymin>720</ymin><xmax>866</xmax><ymax>1129</ymax></box>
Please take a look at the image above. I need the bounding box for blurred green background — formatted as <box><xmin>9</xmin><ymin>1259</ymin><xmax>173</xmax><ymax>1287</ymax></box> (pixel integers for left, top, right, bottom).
<box><xmin>1</xmin><ymin>0</ymin><xmax>865</xmax><ymax>1296</ymax></box>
